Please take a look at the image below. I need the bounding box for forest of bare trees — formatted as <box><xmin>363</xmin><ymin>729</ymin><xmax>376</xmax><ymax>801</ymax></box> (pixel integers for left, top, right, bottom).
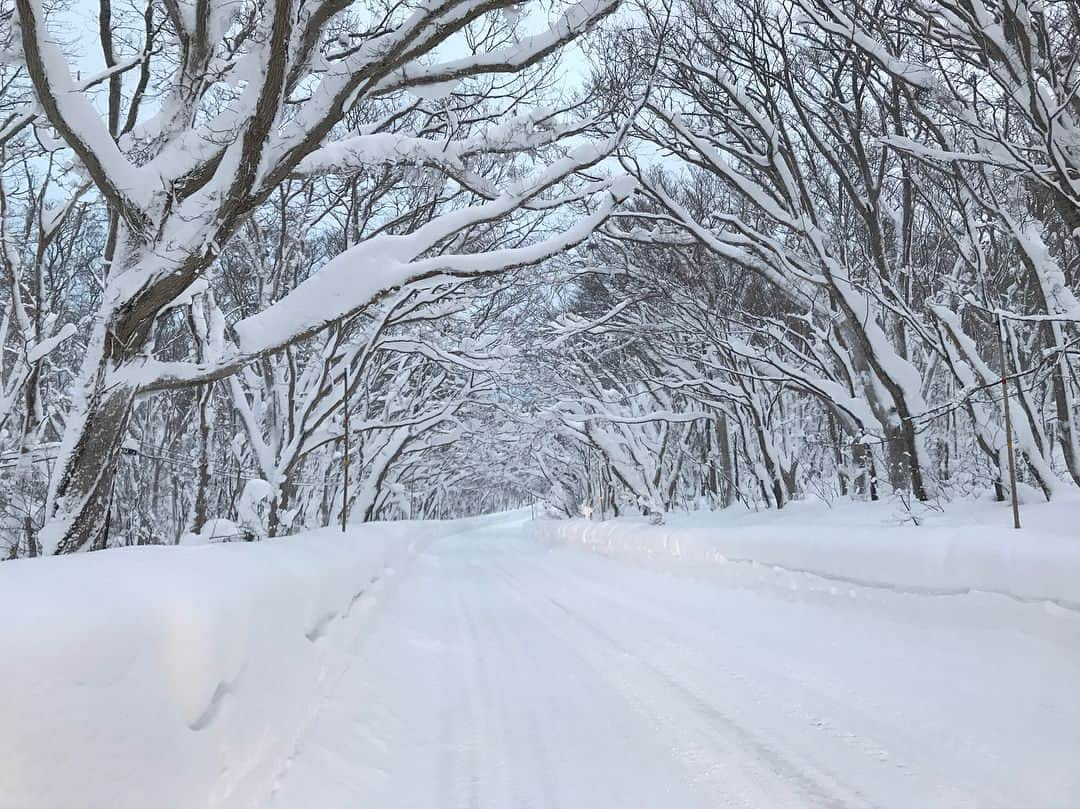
<box><xmin>2</xmin><ymin>0</ymin><xmax>1079</xmax><ymax>554</ymax></box>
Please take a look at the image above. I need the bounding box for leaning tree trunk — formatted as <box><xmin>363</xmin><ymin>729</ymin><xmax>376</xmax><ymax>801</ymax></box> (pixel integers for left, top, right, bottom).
<box><xmin>835</xmin><ymin>301</ymin><xmax>930</xmax><ymax>502</ymax></box>
<box><xmin>43</xmin><ymin>375</ymin><xmax>137</xmax><ymax>554</ymax></box>
<box><xmin>43</xmin><ymin>250</ymin><xmax>199</xmax><ymax>553</ymax></box>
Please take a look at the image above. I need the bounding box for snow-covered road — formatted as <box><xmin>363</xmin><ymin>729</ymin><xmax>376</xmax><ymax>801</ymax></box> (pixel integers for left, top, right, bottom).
<box><xmin>266</xmin><ymin>517</ymin><xmax>1080</xmax><ymax>809</ymax></box>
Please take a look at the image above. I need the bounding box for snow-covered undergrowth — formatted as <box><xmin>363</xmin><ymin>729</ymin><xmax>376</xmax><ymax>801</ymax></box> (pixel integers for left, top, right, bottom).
<box><xmin>532</xmin><ymin>497</ymin><xmax>1080</xmax><ymax>609</ymax></box>
<box><xmin>0</xmin><ymin>517</ymin><xmax>493</xmax><ymax>809</ymax></box>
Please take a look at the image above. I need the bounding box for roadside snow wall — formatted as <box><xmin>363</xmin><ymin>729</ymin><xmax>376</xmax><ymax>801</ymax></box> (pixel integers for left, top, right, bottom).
<box><xmin>0</xmin><ymin>518</ymin><xmax>487</xmax><ymax>809</ymax></box>
<box><xmin>531</xmin><ymin>499</ymin><xmax>1080</xmax><ymax>609</ymax></box>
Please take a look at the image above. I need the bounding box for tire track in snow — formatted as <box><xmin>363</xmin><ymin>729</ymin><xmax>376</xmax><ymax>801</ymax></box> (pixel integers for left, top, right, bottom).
<box><xmin>529</xmin><ymin>545</ymin><xmax>1033</xmax><ymax>809</ymax></box>
<box><xmin>492</xmin><ymin>555</ymin><xmax>869</xmax><ymax>809</ymax></box>
<box><xmin>267</xmin><ymin>522</ymin><xmax>1080</xmax><ymax>809</ymax></box>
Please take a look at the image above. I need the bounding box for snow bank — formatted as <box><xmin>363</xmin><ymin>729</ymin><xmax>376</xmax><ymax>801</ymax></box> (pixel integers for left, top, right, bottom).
<box><xmin>532</xmin><ymin>498</ymin><xmax>1080</xmax><ymax>609</ymax></box>
<box><xmin>0</xmin><ymin>517</ymin><xmax>493</xmax><ymax>809</ymax></box>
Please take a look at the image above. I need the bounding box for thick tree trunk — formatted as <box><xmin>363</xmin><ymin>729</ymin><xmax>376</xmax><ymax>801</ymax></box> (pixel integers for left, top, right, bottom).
<box><xmin>828</xmin><ymin>413</ymin><xmax>849</xmax><ymax>496</ymax></box>
<box><xmin>750</xmin><ymin>422</ymin><xmax>787</xmax><ymax>509</ymax></box>
<box><xmin>189</xmin><ymin>383</ymin><xmax>214</xmax><ymax>535</ymax></box>
<box><xmin>1049</xmin><ymin>351</ymin><xmax>1080</xmax><ymax>487</ymax></box>
<box><xmin>883</xmin><ymin>424</ymin><xmax>913</xmax><ymax>495</ymax></box>
<box><xmin>781</xmin><ymin>459</ymin><xmax>799</xmax><ymax>503</ymax></box>
<box><xmin>716</xmin><ymin>415</ymin><xmax>735</xmax><ymax>507</ymax></box>
<box><xmin>267</xmin><ymin>479</ymin><xmax>297</xmax><ymax>537</ymax></box>
<box><xmin>44</xmin><ymin>378</ymin><xmax>137</xmax><ymax>554</ymax></box>
<box><xmin>267</xmin><ymin>495</ymin><xmax>282</xmax><ymax>538</ymax></box>
<box><xmin>44</xmin><ymin>233</ymin><xmax>208</xmax><ymax>552</ymax></box>
<box><xmin>851</xmin><ymin>439</ymin><xmax>879</xmax><ymax>501</ymax></box>
<box><xmin>837</xmin><ymin>312</ymin><xmax>930</xmax><ymax>501</ymax></box>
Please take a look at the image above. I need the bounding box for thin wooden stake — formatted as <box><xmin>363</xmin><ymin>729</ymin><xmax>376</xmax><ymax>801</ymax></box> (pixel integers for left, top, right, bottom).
<box><xmin>998</xmin><ymin>315</ymin><xmax>1021</xmax><ymax>530</ymax></box>
<box><xmin>342</xmin><ymin>365</ymin><xmax>349</xmax><ymax>533</ymax></box>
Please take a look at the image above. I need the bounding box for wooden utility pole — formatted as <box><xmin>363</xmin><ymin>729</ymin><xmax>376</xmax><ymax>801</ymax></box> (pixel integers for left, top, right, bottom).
<box><xmin>342</xmin><ymin>366</ymin><xmax>349</xmax><ymax>533</ymax></box>
<box><xmin>998</xmin><ymin>315</ymin><xmax>1021</xmax><ymax>530</ymax></box>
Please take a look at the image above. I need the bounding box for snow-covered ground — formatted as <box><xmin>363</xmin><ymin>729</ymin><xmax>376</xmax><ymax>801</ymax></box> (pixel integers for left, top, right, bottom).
<box><xmin>4</xmin><ymin>504</ymin><xmax>1080</xmax><ymax>808</ymax></box>
<box><xmin>266</xmin><ymin>512</ymin><xmax>1080</xmax><ymax>808</ymax></box>
<box><xmin>533</xmin><ymin>496</ymin><xmax>1080</xmax><ymax>606</ymax></box>
<box><xmin>0</xmin><ymin>517</ymin><xmax>497</xmax><ymax>809</ymax></box>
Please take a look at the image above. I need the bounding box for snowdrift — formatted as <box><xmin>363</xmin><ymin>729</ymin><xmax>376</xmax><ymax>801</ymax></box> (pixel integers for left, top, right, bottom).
<box><xmin>0</xmin><ymin>517</ymin><xmax>490</xmax><ymax>809</ymax></box>
<box><xmin>532</xmin><ymin>498</ymin><xmax>1080</xmax><ymax>609</ymax></box>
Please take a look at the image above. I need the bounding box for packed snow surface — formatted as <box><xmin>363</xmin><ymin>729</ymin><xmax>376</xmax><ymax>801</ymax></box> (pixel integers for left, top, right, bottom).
<box><xmin>4</xmin><ymin>504</ymin><xmax>1080</xmax><ymax>809</ymax></box>
<box><xmin>0</xmin><ymin>517</ymin><xmax>495</xmax><ymax>809</ymax></box>
<box><xmin>272</xmin><ymin>508</ymin><xmax>1079</xmax><ymax>809</ymax></box>
<box><xmin>534</xmin><ymin>497</ymin><xmax>1080</xmax><ymax>606</ymax></box>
